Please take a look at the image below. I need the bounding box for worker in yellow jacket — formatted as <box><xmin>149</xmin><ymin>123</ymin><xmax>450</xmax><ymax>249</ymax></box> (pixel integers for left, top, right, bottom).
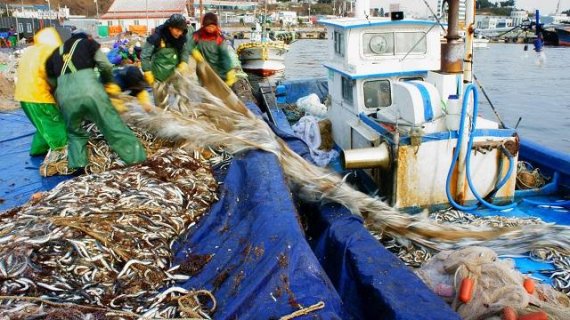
<box><xmin>14</xmin><ymin>27</ymin><xmax>67</xmax><ymax>156</ymax></box>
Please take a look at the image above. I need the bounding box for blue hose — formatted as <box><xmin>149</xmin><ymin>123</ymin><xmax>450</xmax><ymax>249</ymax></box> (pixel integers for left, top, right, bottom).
<box><xmin>445</xmin><ymin>85</ymin><xmax>478</xmax><ymax>211</ymax></box>
<box><xmin>446</xmin><ymin>84</ymin><xmax>517</xmax><ymax>211</ymax></box>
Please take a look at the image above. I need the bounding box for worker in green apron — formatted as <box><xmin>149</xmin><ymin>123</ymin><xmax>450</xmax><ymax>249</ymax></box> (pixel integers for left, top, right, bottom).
<box><xmin>14</xmin><ymin>27</ymin><xmax>67</xmax><ymax>157</ymax></box>
<box><xmin>45</xmin><ymin>30</ymin><xmax>146</xmax><ymax>170</ymax></box>
<box><xmin>141</xmin><ymin>14</ymin><xmax>196</xmax><ymax>104</ymax></box>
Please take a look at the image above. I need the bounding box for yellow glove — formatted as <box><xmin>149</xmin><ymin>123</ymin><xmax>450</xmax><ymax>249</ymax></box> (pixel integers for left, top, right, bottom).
<box><xmin>177</xmin><ymin>61</ymin><xmax>189</xmax><ymax>73</ymax></box>
<box><xmin>225</xmin><ymin>69</ymin><xmax>237</xmax><ymax>87</ymax></box>
<box><xmin>143</xmin><ymin>71</ymin><xmax>155</xmax><ymax>85</ymax></box>
<box><xmin>104</xmin><ymin>83</ymin><xmax>122</xmax><ymax>96</ymax></box>
<box><xmin>136</xmin><ymin>90</ymin><xmax>153</xmax><ymax>112</ymax></box>
<box><xmin>191</xmin><ymin>49</ymin><xmax>204</xmax><ymax>63</ymax></box>
<box><xmin>110</xmin><ymin>97</ymin><xmax>128</xmax><ymax>113</ymax></box>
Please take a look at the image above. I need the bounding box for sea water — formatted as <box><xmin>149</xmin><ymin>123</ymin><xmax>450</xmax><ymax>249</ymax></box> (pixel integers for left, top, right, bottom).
<box><xmin>276</xmin><ymin>40</ymin><xmax>570</xmax><ymax>153</ymax></box>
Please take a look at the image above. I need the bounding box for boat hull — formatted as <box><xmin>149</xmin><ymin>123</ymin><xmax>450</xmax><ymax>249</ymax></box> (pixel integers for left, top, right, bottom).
<box><xmin>555</xmin><ymin>27</ymin><xmax>570</xmax><ymax>46</ymax></box>
<box><xmin>237</xmin><ymin>42</ymin><xmax>288</xmax><ymax>76</ymax></box>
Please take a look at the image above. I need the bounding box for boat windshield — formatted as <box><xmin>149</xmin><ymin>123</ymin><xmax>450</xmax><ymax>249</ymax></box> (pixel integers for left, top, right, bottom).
<box><xmin>364</xmin><ymin>80</ymin><xmax>391</xmax><ymax>108</ymax></box>
<box><xmin>363</xmin><ymin>32</ymin><xmax>427</xmax><ymax>56</ymax></box>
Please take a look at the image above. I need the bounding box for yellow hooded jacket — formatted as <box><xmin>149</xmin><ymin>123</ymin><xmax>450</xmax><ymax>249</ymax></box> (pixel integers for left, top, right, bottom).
<box><xmin>14</xmin><ymin>27</ymin><xmax>62</xmax><ymax>103</ymax></box>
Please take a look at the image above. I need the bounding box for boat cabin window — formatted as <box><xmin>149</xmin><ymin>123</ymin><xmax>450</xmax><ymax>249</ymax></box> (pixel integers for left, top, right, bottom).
<box><xmin>400</xmin><ymin>76</ymin><xmax>424</xmax><ymax>82</ymax></box>
<box><xmin>363</xmin><ymin>32</ymin><xmax>426</xmax><ymax>56</ymax></box>
<box><xmin>341</xmin><ymin>76</ymin><xmax>354</xmax><ymax>103</ymax></box>
<box><xmin>363</xmin><ymin>80</ymin><xmax>391</xmax><ymax>108</ymax></box>
<box><xmin>334</xmin><ymin>31</ymin><xmax>345</xmax><ymax>57</ymax></box>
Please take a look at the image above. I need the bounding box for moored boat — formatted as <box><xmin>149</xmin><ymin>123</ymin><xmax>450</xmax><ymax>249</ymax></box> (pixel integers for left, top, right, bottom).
<box><xmin>236</xmin><ymin>40</ymin><xmax>288</xmax><ymax>76</ymax></box>
<box><xmin>554</xmin><ymin>25</ymin><xmax>570</xmax><ymax>46</ymax></box>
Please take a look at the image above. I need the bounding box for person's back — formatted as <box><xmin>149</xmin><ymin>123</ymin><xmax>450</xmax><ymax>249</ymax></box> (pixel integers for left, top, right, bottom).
<box><xmin>46</xmin><ymin>31</ymin><xmax>114</xmax><ymax>98</ymax></box>
<box><xmin>15</xmin><ymin>28</ymin><xmax>61</xmax><ymax>104</ymax></box>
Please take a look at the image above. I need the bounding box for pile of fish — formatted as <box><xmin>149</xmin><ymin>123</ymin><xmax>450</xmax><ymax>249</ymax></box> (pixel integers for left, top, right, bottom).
<box><xmin>0</xmin><ymin>148</ymin><xmax>219</xmax><ymax>318</ymax></box>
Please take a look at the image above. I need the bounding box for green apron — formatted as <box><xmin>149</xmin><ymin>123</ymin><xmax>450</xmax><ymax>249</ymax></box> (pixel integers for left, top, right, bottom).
<box><xmin>151</xmin><ymin>47</ymin><xmax>180</xmax><ymax>82</ymax></box>
<box><xmin>20</xmin><ymin>102</ymin><xmax>68</xmax><ymax>156</ymax></box>
<box><xmin>56</xmin><ymin>68</ymin><xmax>146</xmax><ymax>169</ymax></box>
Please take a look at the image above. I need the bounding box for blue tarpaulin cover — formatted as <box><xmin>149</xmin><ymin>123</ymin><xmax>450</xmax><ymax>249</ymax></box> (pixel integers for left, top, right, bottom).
<box><xmin>275</xmin><ymin>78</ymin><xmax>329</xmax><ymax>104</ymax></box>
<box><xmin>0</xmin><ymin>109</ymin><xmax>460</xmax><ymax>319</ymax></box>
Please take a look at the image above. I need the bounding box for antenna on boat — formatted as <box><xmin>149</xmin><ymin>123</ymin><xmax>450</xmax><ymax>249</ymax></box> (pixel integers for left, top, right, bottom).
<box><xmin>421</xmin><ymin>0</ymin><xmax>447</xmax><ymax>32</ymax></box>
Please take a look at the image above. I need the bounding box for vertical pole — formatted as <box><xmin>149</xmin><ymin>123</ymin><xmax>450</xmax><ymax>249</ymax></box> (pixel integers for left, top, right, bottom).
<box><xmin>95</xmin><ymin>0</ymin><xmax>99</xmax><ymax>20</ymax></box>
<box><xmin>463</xmin><ymin>0</ymin><xmax>475</xmax><ymax>84</ymax></box>
<box><xmin>46</xmin><ymin>0</ymin><xmax>51</xmax><ymax>27</ymax></box>
<box><xmin>146</xmin><ymin>0</ymin><xmax>149</xmax><ymax>35</ymax></box>
<box><xmin>441</xmin><ymin>0</ymin><xmax>463</xmax><ymax>73</ymax></box>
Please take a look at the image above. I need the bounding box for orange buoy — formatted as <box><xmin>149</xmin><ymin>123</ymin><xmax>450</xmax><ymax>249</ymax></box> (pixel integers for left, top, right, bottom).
<box><xmin>458</xmin><ymin>278</ymin><xmax>474</xmax><ymax>303</ymax></box>
<box><xmin>502</xmin><ymin>306</ymin><xmax>517</xmax><ymax>320</ymax></box>
<box><xmin>518</xmin><ymin>311</ymin><xmax>548</xmax><ymax>320</ymax></box>
<box><xmin>523</xmin><ymin>278</ymin><xmax>535</xmax><ymax>294</ymax></box>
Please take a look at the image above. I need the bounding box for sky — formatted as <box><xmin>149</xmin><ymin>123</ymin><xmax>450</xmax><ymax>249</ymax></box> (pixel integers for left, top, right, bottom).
<box><xmin>370</xmin><ymin>1</ymin><xmax>570</xmax><ymax>17</ymax></box>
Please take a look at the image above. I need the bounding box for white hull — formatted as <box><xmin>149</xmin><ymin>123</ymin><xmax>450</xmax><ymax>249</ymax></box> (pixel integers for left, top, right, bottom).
<box><xmin>237</xmin><ymin>42</ymin><xmax>288</xmax><ymax>76</ymax></box>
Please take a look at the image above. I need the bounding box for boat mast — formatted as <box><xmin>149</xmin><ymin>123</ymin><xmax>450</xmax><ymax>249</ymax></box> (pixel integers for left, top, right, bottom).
<box><xmin>463</xmin><ymin>0</ymin><xmax>475</xmax><ymax>83</ymax></box>
<box><xmin>262</xmin><ymin>0</ymin><xmax>267</xmax><ymax>37</ymax></box>
<box><xmin>441</xmin><ymin>0</ymin><xmax>463</xmax><ymax>74</ymax></box>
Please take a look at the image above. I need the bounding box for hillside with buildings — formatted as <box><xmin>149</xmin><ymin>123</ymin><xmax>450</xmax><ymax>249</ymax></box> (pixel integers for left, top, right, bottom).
<box><xmin>4</xmin><ymin>0</ymin><xmax>113</xmax><ymax>17</ymax></box>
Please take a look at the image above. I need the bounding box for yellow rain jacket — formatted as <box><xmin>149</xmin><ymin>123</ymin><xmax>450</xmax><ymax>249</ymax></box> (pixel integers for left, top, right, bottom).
<box><xmin>14</xmin><ymin>28</ymin><xmax>62</xmax><ymax>103</ymax></box>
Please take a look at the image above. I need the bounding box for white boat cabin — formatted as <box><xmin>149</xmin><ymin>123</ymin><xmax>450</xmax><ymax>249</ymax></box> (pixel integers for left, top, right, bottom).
<box><xmin>319</xmin><ymin>17</ymin><xmax>518</xmax><ymax>210</ymax></box>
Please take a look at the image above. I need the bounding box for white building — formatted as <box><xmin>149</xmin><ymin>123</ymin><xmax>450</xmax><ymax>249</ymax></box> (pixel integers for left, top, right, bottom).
<box><xmin>475</xmin><ymin>15</ymin><xmax>514</xmax><ymax>30</ymax></box>
<box><xmin>10</xmin><ymin>4</ymin><xmax>67</xmax><ymax>20</ymax></box>
<box><xmin>510</xmin><ymin>10</ymin><xmax>527</xmax><ymax>27</ymax></box>
<box><xmin>274</xmin><ymin>11</ymin><xmax>298</xmax><ymax>26</ymax></box>
<box><xmin>101</xmin><ymin>0</ymin><xmax>189</xmax><ymax>32</ymax></box>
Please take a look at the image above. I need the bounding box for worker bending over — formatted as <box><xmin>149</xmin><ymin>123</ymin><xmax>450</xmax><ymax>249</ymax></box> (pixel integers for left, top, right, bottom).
<box><xmin>46</xmin><ymin>30</ymin><xmax>146</xmax><ymax>171</ymax></box>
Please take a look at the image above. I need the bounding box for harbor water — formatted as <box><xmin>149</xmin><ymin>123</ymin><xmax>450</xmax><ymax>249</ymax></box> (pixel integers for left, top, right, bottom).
<box><xmin>275</xmin><ymin>40</ymin><xmax>570</xmax><ymax>154</ymax></box>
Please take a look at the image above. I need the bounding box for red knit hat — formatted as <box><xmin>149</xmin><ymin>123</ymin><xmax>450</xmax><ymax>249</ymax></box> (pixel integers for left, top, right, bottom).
<box><xmin>202</xmin><ymin>12</ymin><xmax>218</xmax><ymax>27</ymax></box>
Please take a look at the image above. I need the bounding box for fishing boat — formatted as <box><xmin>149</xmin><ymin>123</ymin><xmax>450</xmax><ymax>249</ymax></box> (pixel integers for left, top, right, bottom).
<box><xmin>260</xmin><ymin>0</ymin><xmax>570</xmax><ymax>317</ymax></box>
<box><xmin>554</xmin><ymin>25</ymin><xmax>570</xmax><ymax>46</ymax></box>
<box><xmin>236</xmin><ymin>16</ymin><xmax>289</xmax><ymax>77</ymax></box>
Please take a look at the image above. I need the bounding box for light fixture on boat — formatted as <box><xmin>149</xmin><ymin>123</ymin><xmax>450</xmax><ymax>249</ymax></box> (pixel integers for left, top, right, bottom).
<box><xmin>341</xmin><ymin>143</ymin><xmax>391</xmax><ymax>170</ymax></box>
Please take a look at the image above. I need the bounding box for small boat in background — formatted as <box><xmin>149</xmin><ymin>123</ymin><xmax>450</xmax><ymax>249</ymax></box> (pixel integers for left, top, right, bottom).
<box><xmin>236</xmin><ymin>22</ymin><xmax>289</xmax><ymax>77</ymax></box>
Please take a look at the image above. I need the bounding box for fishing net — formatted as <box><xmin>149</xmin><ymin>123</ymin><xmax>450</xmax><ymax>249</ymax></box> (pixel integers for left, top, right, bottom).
<box><xmin>416</xmin><ymin>246</ymin><xmax>570</xmax><ymax>320</ymax></box>
<box><xmin>0</xmin><ymin>148</ymin><xmax>219</xmax><ymax>318</ymax></box>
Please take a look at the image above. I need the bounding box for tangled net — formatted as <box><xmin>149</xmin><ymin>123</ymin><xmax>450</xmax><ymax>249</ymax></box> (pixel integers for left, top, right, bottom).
<box><xmin>416</xmin><ymin>247</ymin><xmax>570</xmax><ymax>319</ymax></box>
<box><xmin>0</xmin><ymin>149</ymin><xmax>218</xmax><ymax>318</ymax></box>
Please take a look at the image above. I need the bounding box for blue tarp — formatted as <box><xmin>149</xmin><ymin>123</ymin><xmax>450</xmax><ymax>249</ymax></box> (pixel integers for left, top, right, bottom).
<box><xmin>275</xmin><ymin>78</ymin><xmax>329</xmax><ymax>104</ymax></box>
<box><xmin>0</xmin><ymin>108</ymin><xmax>460</xmax><ymax>319</ymax></box>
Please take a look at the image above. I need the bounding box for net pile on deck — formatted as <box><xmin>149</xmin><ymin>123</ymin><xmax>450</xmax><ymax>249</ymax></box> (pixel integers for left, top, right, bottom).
<box><xmin>0</xmin><ymin>148</ymin><xmax>218</xmax><ymax>319</ymax></box>
<box><xmin>416</xmin><ymin>246</ymin><xmax>570</xmax><ymax>320</ymax></box>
